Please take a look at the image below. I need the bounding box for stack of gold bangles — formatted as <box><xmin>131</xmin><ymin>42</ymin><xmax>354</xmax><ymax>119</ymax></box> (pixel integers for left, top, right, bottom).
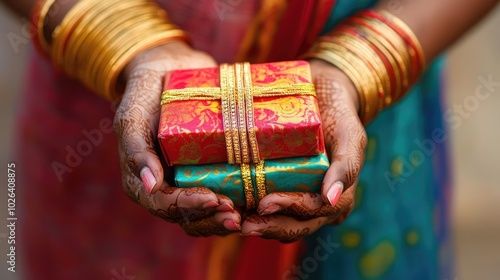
<box><xmin>30</xmin><ymin>0</ymin><xmax>188</xmax><ymax>100</ymax></box>
<box><xmin>303</xmin><ymin>9</ymin><xmax>425</xmax><ymax>124</ymax></box>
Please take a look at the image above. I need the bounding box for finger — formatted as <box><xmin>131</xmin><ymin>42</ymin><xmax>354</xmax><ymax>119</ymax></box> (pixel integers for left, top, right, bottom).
<box><xmin>257</xmin><ymin>189</ymin><xmax>354</xmax><ymax>219</ymax></box>
<box><xmin>122</xmin><ymin>155</ymin><xmax>223</xmax><ymax>223</ymax></box>
<box><xmin>314</xmin><ymin>74</ymin><xmax>367</xmax><ymax>207</ymax></box>
<box><xmin>114</xmin><ymin>68</ymin><xmax>165</xmax><ymax>194</ymax></box>
<box><xmin>241</xmin><ymin>215</ymin><xmax>330</xmax><ymax>243</ymax></box>
<box><xmin>215</xmin><ymin>210</ymin><xmax>241</xmax><ymax>231</ymax></box>
<box><xmin>215</xmin><ymin>194</ymin><xmax>236</xmax><ymax>212</ymax></box>
<box><xmin>120</xmin><ymin>148</ymin><xmax>145</xmax><ymax>203</ymax></box>
<box><xmin>179</xmin><ymin>210</ymin><xmax>241</xmax><ymax>237</ymax></box>
<box><xmin>146</xmin><ymin>186</ymin><xmax>222</xmax><ymax>223</ymax></box>
<box><xmin>257</xmin><ymin>192</ymin><xmax>335</xmax><ymax>219</ymax></box>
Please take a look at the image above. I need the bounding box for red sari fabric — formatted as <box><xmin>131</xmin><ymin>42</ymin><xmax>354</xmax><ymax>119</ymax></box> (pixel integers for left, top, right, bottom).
<box><xmin>16</xmin><ymin>1</ymin><xmax>333</xmax><ymax>279</ymax></box>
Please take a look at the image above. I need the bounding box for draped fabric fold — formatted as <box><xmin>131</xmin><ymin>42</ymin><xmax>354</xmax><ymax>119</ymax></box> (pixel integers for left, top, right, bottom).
<box><xmin>237</xmin><ymin>0</ymin><xmax>336</xmax><ymax>62</ymax></box>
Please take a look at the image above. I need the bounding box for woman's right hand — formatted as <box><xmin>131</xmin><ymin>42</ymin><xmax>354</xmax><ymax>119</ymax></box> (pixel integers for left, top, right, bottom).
<box><xmin>113</xmin><ymin>41</ymin><xmax>241</xmax><ymax>236</ymax></box>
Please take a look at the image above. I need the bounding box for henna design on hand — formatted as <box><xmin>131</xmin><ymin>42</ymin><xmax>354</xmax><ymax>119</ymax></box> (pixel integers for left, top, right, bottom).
<box><xmin>113</xmin><ymin>44</ymin><xmax>239</xmax><ymax>237</ymax></box>
<box><xmin>179</xmin><ymin>219</ymin><xmax>232</xmax><ymax>237</ymax></box>
<box><xmin>315</xmin><ymin>72</ymin><xmax>367</xmax><ymax>188</ymax></box>
<box><xmin>239</xmin><ymin>63</ymin><xmax>367</xmax><ymax>242</ymax></box>
<box><xmin>243</xmin><ymin>216</ymin><xmax>312</xmax><ymax>243</ymax></box>
<box><xmin>264</xmin><ymin>187</ymin><xmax>355</xmax><ymax>220</ymax></box>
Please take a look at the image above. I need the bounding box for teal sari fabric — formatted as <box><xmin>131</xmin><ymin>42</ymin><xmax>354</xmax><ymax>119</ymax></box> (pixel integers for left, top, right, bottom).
<box><xmin>299</xmin><ymin>1</ymin><xmax>453</xmax><ymax>279</ymax></box>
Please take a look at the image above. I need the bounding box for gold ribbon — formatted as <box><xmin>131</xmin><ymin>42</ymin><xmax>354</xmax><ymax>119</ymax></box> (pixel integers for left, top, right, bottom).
<box><xmin>160</xmin><ymin>83</ymin><xmax>315</xmax><ymax>104</ymax></box>
<box><xmin>161</xmin><ymin>63</ymin><xmax>315</xmax><ymax>209</ymax></box>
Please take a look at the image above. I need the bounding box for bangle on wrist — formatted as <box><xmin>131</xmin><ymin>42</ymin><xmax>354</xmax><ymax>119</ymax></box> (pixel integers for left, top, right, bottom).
<box><xmin>302</xmin><ymin>9</ymin><xmax>425</xmax><ymax>124</ymax></box>
<box><xmin>31</xmin><ymin>0</ymin><xmax>189</xmax><ymax>100</ymax></box>
<box><xmin>30</xmin><ymin>0</ymin><xmax>57</xmax><ymax>57</ymax></box>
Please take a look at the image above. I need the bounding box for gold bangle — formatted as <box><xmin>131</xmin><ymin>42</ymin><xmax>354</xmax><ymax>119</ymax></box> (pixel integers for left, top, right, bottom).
<box><xmin>361</xmin><ymin>18</ymin><xmax>411</xmax><ymax>87</ymax></box>
<box><xmin>64</xmin><ymin>0</ymin><xmax>123</xmax><ymax>78</ymax></box>
<box><xmin>51</xmin><ymin>0</ymin><xmax>97</xmax><ymax>67</ymax></box>
<box><xmin>339</xmin><ymin>35</ymin><xmax>389</xmax><ymax>110</ymax></box>
<box><xmin>355</xmin><ymin>18</ymin><xmax>410</xmax><ymax>95</ymax></box>
<box><xmin>351</xmin><ymin>24</ymin><xmax>403</xmax><ymax>102</ymax></box>
<box><xmin>37</xmin><ymin>0</ymin><xmax>57</xmax><ymax>53</ymax></box>
<box><xmin>64</xmin><ymin>0</ymin><xmax>145</xmax><ymax>78</ymax></box>
<box><xmin>319</xmin><ymin>41</ymin><xmax>383</xmax><ymax>119</ymax></box>
<box><xmin>378</xmin><ymin>10</ymin><xmax>426</xmax><ymax>70</ymax></box>
<box><xmin>50</xmin><ymin>0</ymin><xmax>189</xmax><ymax>100</ymax></box>
<box><xmin>331</xmin><ymin>34</ymin><xmax>391</xmax><ymax>102</ymax></box>
<box><xmin>320</xmin><ymin>41</ymin><xmax>382</xmax><ymax>95</ymax></box>
<box><xmin>304</xmin><ymin>9</ymin><xmax>425</xmax><ymax>123</ymax></box>
<box><xmin>84</xmin><ymin>5</ymin><xmax>162</xmax><ymax>82</ymax></box>
<box><xmin>75</xmin><ymin>13</ymin><xmax>158</xmax><ymax>85</ymax></box>
<box><xmin>91</xmin><ymin>19</ymin><xmax>169</xmax><ymax>94</ymax></box>
<box><xmin>103</xmin><ymin>30</ymin><xmax>186</xmax><ymax>99</ymax></box>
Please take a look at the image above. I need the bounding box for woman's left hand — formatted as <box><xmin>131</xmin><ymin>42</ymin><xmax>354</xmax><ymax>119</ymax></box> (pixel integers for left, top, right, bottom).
<box><xmin>240</xmin><ymin>59</ymin><xmax>367</xmax><ymax>242</ymax></box>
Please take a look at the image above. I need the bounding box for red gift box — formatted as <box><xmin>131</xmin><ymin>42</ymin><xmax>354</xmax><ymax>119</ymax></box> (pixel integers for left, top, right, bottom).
<box><xmin>158</xmin><ymin>60</ymin><xmax>325</xmax><ymax>166</ymax></box>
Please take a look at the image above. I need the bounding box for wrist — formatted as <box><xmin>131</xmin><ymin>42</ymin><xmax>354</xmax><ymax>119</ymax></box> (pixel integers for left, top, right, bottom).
<box><xmin>309</xmin><ymin>59</ymin><xmax>361</xmax><ymax>113</ymax></box>
<box><xmin>123</xmin><ymin>40</ymin><xmax>193</xmax><ymax>80</ymax></box>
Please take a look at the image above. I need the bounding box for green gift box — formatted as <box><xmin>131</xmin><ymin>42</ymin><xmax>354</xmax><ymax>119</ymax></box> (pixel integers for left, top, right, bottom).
<box><xmin>174</xmin><ymin>154</ymin><xmax>329</xmax><ymax>209</ymax></box>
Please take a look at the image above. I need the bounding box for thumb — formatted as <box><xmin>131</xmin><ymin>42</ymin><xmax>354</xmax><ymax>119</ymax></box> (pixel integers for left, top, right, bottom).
<box><xmin>114</xmin><ymin>68</ymin><xmax>165</xmax><ymax>194</ymax></box>
<box><xmin>315</xmin><ymin>74</ymin><xmax>367</xmax><ymax>207</ymax></box>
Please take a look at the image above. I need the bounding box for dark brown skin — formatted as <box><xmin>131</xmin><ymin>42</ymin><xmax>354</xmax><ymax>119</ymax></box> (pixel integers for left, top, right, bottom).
<box><xmin>3</xmin><ymin>0</ymin><xmax>498</xmax><ymax>241</ymax></box>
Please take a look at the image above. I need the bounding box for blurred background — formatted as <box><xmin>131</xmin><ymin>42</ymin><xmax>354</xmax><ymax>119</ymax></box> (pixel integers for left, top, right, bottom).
<box><xmin>1</xmin><ymin>4</ymin><xmax>499</xmax><ymax>280</ymax></box>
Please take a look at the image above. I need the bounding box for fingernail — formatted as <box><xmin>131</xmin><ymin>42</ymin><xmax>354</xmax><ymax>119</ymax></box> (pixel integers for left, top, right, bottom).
<box><xmin>240</xmin><ymin>231</ymin><xmax>263</xmax><ymax>236</ymax></box>
<box><xmin>140</xmin><ymin>167</ymin><xmax>156</xmax><ymax>195</ymax></box>
<box><xmin>223</xmin><ymin>219</ymin><xmax>241</xmax><ymax>231</ymax></box>
<box><xmin>202</xmin><ymin>200</ymin><xmax>219</xmax><ymax>209</ymax></box>
<box><xmin>260</xmin><ymin>204</ymin><xmax>282</xmax><ymax>216</ymax></box>
<box><xmin>327</xmin><ymin>181</ymin><xmax>344</xmax><ymax>207</ymax></box>
<box><xmin>217</xmin><ymin>203</ymin><xmax>234</xmax><ymax>212</ymax></box>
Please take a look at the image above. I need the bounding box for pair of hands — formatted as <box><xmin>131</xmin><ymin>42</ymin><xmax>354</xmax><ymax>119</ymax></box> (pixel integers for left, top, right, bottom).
<box><xmin>113</xmin><ymin>41</ymin><xmax>367</xmax><ymax>242</ymax></box>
